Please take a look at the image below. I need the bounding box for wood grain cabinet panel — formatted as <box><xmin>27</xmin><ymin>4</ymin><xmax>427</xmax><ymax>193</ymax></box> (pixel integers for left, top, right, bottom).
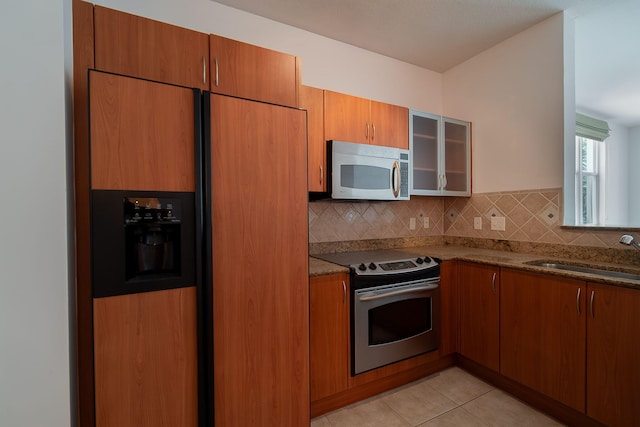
<box><xmin>310</xmin><ymin>273</ymin><xmax>350</xmax><ymax>402</ymax></box>
<box><xmin>458</xmin><ymin>262</ymin><xmax>500</xmax><ymax>371</ymax></box>
<box><xmin>210</xmin><ymin>34</ymin><xmax>299</xmax><ymax>107</ymax></box>
<box><xmin>209</xmin><ymin>94</ymin><xmax>309</xmax><ymax>426</ymax></box>
<box><xmin>370</xmin><ymin>100</ymin><xmax>409</xmax><ymax>149</ymax></box>
<box><xmin>324</xmin><ymin>90</ymin><xmax>371</xmax><ymax>145</ymax></box>
<box><xmin>93</xmin><ymin>287</ymin><xmax>198</xmax><ymax>427</ymax></box>
<box><xmin>324</xmin><ymin>90</ymin><xmax>408</xmax><ymax>149</ymax></box>
<box><xmin>587</xmin><ymin>282</ymin><xmax>640</xmax><ymax>427</ymax></box>
<box><xmin>89</xmin><ymin>71</ymin><xmax>195</xmax><ymax>192</ymax></box>
<box><xmin>439</xmin><ymin>260</ymin><xmax>459</xmax><ymax>356</ymax></box>
<box><xmin>300</xmin><ymin>85</ymin><xmax>326</xmax><ymax>192</ymax></box>
<box><xmin>500</xmin><ymin>269</ymin><xmax>586</xmax><ymax>412</ymax></box>
<box><xmin>94</xmin><ymin>6</ymin><xmax>209</xmax><ymax>89</ymax></box>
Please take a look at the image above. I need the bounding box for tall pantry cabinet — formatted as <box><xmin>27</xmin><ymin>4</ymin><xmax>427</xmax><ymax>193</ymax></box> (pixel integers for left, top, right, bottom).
<box><xmin>73</xmin><ymin>2</ymin><xmax>308</xmax><ymax>426</ymax></box>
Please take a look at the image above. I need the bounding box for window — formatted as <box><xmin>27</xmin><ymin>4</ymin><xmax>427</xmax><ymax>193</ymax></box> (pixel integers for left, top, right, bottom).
<box><xmin>574</xmin><ymin>113</ymin><xmax>610</xmax><ymax>225</ymax></box>
<box><xmin>575</xmin><ymin>136</ymin><xmax>600</xmax><ymax>225</ymax></box>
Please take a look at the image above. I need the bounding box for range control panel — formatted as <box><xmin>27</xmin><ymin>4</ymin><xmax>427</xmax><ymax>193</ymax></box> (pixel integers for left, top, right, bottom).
<box><xmin>352</xmin><ymin>256</ymin><xmax>439</xmax><ymax>276</ymax></box>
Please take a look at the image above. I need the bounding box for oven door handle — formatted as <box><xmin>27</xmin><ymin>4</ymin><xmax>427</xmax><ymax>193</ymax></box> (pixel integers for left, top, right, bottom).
<box><xmin>358</xmin><ymin>282</ymin><xmax>438</xmax><ymax>302</ymax></box>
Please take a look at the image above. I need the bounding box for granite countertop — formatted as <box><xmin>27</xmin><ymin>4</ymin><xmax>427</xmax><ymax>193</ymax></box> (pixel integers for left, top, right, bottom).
<box><xmin>310</xmin><ymin>245</ymin><xmax>640</xmax><ymax>290</ymax></box>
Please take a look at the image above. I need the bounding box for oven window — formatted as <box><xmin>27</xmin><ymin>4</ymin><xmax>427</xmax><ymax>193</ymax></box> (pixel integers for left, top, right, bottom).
<box><xmin>368</xmin><ymin>297</ymin><xmax>431</xmax><ymax>345</ymax></box>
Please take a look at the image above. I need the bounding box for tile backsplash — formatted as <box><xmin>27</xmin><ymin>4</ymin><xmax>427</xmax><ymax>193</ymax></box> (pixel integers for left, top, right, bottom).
<box><xmin>309</xmin><ymin>197</ymin><xmax>444</xmax><ymax>243</ymax></box>
<box><xmin>309</xmin><ymin>188</ymin><xmax>631</xmax><ymax>249</ymax></box>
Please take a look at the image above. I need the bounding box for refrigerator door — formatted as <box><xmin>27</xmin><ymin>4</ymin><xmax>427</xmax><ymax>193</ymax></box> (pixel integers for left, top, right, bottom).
<box><xmin>88</xmin><ymin>70</ymin><xmax>200</xmax><ymax>427</ymax></box>
<box><xmin>204</xmin><ymin>93</ymin><xmax>310</xmax><ymax>426</ymax></box>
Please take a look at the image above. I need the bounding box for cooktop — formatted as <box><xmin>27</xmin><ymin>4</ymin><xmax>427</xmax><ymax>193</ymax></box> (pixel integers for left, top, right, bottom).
<box><xmin>313</xmin><ymin>249</ymin><xmax>439</xmax><ymax>276</ymax></box>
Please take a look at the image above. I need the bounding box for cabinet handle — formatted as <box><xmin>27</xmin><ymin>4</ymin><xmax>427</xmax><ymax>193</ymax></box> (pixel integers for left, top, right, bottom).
<box><xmin>442</xmin><ymin>174</ymin><xmax>448</xmax><ymax>190</ymax></box>
<box><xmin>372</xmin><ymin>122</ymin><xmax>376</xmax><ymax>140</ymax></box>
<box><xmin>214</xmin><ymin>57</ymin><xmax>219</xmax><ymax>87</ymax></box>
<box><xmin>320</xmin><ymin>165</ymin><xmax>323</xmax><ymax>186</ymax></box>
<box><xmin>342</xmin><ymin>281</ymin><xmax>346</xmax><ymax>305</ymax></box>
<box><xmin>202</xmin><ymin>56</ymin><xmax>207</xmax><ymax>85</ymax></box>
<box><xmin>590</xmin><ymin>290</ymin><xmax>595</xmax><ymax>319</ymax></box>
<box><xmin>576</xmin><ymin>287</ymin><xmax>581</xmax><ymax>315</ymax></box>
<box><xmin>491</xmin><ymin>272</ymin><xmax>496</xmax><ymax>294</ymax></box>
<box><xmin>365</xmin><ymin>122</ymin><xmax>369</xmax><ymax>139</ymax></box>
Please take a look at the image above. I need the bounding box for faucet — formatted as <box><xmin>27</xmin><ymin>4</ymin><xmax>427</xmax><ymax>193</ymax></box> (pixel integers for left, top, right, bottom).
<box><xmin>619</xmin><ymin>234</ymin><xmax>640</xmax><ymax>251</ymax></box>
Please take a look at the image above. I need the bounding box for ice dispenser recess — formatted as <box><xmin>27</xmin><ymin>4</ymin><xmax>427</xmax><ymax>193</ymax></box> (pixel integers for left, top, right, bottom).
<box><xmin>91</xmin><ymin>190</ymin><xmax>195</xmax><ymax>298</ymax></box>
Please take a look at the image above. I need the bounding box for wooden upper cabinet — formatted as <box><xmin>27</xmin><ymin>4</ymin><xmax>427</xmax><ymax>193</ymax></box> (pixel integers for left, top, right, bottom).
<box><xmin>324</xmin><ymin>90</ymin><xmax>408</xmax><ymax>149</ymax></box>
<box><xmin>324</xmin><ymin>90</ymin><xmax>370</xmax><ymax>145</ymax></box>
<box><xmin>458</xmin><ymin>262</ymin><xmax>500</xmax><ymax>372</ymax></box>
<box><xmin>300</xmin><ymin>85</ymin><xmax>326</xmax><ymax>192</ymax></box>
<box><xmin>210</xmin><ymin>34</ymin><xmax>299</xmax><ymax>107</ymax></box>
<box><xmin>587</xmin><ymin>283</ymin><xmax>640</xmax><ymax>427</ymax></box>
<box><xmin>93</xmin><ymin>6</ymin><xmax>209</xmax><ymax>89</ymax></box>
<box><xmin>89</xmin><ymin>71</ymin><xmax>195</xmax><ymax>192</ymax></box>
<box><xmin>370</xmin><ymin>100</ymin><xmax>409</xmax><ymax>149</ymax></box>
<box><xmin>500</xmin><ymin>269</ymin><xmax>586</xmax><ymax>412</ymax></box>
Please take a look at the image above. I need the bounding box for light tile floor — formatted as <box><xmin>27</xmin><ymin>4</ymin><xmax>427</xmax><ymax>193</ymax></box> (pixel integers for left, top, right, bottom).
<box><xmin>311</xmin><ymin>367</ymin><xmax>565</xmax><ymax>427</ymax></box>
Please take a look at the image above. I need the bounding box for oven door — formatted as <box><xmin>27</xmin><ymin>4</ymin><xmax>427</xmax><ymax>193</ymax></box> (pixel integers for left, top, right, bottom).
<box><xmin>353</xmin><ymin>278</ymin><xmax>439</xmax><ymax>375</ymax></box>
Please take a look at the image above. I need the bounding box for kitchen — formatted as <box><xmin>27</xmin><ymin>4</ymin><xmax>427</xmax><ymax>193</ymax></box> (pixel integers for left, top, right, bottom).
<box><xmin>2</xmin><ymin>0</ymin><xmax>639</xmax><ymax>426</ymax></box>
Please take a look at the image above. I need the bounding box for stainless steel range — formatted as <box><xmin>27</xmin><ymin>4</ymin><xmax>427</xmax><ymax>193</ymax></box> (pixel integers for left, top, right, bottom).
<box><xmin>314</xmin><ymin>249</ymin><xmax>440</xmax><ymax>375</ymax></box>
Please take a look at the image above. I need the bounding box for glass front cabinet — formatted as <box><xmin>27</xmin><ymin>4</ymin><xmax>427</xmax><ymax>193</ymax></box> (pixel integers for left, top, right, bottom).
<box><xmin>409</xmin><ymin>110</ymin><xmax>471</xmax><ymax>196</ymax></box>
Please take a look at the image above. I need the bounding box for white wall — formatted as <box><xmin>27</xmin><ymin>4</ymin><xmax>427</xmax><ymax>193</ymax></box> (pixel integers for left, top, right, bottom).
<box><xmin>443</xmin><ymin>13</ymin><xmax>565</xmax><ymax>193</ymax></box>
<box><xmin>0</xmin><ymin>0</ymin><xmax>71</xmax><ymax>426</ymax></box>
<box><xmin>91</xmin><ymin>0</ymin><xmax>443</xmax><ymax>113</ymax></box>
<box><xmin>629</xmin><ymin>126</ymin><xmax>640</xmax><ymax>224</ymax></box>
<box><xmin>600</xmin><ymin>121</ymin><xmax>630</xmax><ymax>225</ymax></box>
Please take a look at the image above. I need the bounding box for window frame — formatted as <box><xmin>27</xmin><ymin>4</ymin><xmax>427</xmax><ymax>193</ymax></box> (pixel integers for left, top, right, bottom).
<box><xmin>575</xmin><ymin>135</ymin><xmax>600</xmax><ymax>225</ymax></box>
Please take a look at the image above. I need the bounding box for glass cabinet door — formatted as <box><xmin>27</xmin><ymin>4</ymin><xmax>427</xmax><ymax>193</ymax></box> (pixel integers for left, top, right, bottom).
<box><xmin>410</xmin><ymin>109</ymin><xmax>471</xmax><ymax>196</ymax></box>
<box><xmin>410</xmin><ymin>111</ymin><xmax>440</xmax><ymax>194</ymax></box>
<box><xmin>443</xmin><ymin>117</ymin><xmax>470</xmax><ymax>195</ymax></box>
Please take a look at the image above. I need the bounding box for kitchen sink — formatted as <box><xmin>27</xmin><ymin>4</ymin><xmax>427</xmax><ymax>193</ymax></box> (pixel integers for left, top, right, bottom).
<box><xmin>525</xmin><ymin>260</ymin><xmax>640</xmax><ymax>281</ymax></box>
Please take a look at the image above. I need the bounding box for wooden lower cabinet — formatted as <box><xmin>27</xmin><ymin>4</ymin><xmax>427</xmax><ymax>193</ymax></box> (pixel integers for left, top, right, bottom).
<box><xmin>458</xmin><ymin>262</ymin><xmax>500</xmax><ymax>371</ymax></box>
<box><xmin>439</xmin><ymin>260</ymin><xmax>458</xmax><ymax>356</ymax></box>
<box><xmin>500</xmin><ymin>269</ymin><xmax>586</xmax><ymax>412</ymax></box>
<box><xmin>310</xmin><ymin>273</ymin><xmax>350</xmax><ymax>402</ymax></box>
<box><xmin>93</xmin><ymin>287</ymin><xmax>198</xmax><ymax>427</ymax></box>
<box><xmin>586</xmin><ymin>282</ymin><xmax>640</xmax><ymax>427</ymax></box>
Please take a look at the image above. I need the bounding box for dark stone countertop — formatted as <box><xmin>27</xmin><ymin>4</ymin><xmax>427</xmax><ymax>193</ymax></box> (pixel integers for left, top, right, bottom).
<box><xmin>310</xmin><ymin>245</ymin><xmax>640</xmax><ymax>290</ymax></box>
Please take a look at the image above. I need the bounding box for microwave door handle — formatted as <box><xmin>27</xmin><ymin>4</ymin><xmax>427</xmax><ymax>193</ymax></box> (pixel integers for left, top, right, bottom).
<box><xmin>359</xmin><ymin>283</ymin><xmax>439</xmax><ymax>302</ymax></box>
<box><xmin>392</xmin><ymin>161</ymin><xmax>400</xmax><ymax>198</ymax></box>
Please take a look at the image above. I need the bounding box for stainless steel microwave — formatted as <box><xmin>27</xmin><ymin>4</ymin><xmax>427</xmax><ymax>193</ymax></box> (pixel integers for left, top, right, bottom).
<box><xmin>328</xmin><ymin>140</ymin><xmax>410</xmax><ymax>200</ymax></box>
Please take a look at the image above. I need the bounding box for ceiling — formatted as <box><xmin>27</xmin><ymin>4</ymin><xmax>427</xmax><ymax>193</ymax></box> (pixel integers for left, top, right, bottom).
<box><xmin>214</xmin><ymin>0</ymin><xmax>638</xmax><ymax>127</ymax></box>
<box><xmin>213</xmin><ymin>0</ymin><xmax>609</xmax><ymax>72</ymax></box>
